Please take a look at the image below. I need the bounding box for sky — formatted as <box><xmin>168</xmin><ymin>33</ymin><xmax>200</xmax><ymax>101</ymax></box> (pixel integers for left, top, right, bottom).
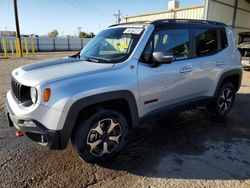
<box><xmin>0</xmin><ymin>0</ymin><xmax>204</xmax><ymax>36</ymax></box>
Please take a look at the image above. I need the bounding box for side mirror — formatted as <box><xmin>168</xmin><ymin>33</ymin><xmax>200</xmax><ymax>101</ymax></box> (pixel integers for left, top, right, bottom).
<box><xmin>152</xmin><ymin>51</ymin><xmax>174</xmax><ymax>64</ymax></box>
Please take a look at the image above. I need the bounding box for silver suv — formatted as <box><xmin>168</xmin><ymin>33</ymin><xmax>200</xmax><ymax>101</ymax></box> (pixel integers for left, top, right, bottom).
<box><xmin>5</xmin><ymin>19</ymin><xmax>242</xmax><ymax>163</ymax></box>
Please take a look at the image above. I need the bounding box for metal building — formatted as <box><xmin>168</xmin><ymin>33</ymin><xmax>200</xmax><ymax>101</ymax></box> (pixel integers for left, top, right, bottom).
<box><xmin>125</xmin><ymin>0</ymin><xmax>250</xmax><ymax>36</ymax></box>
<box><xmin>205</xmin><ymin>0</ymin><xmax>250</xmax><ymax>36</ymax></box>
<box><xmin>125</xmin><ymin>4</ymin><xmax>204</xmax><ymax>22</ymax></box>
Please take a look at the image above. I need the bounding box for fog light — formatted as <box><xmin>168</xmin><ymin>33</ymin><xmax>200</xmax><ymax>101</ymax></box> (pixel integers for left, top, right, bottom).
<box><xmin>23</xmin><ymin>120</ymin><xmax>36</xmax><ymax>127</ymax></box>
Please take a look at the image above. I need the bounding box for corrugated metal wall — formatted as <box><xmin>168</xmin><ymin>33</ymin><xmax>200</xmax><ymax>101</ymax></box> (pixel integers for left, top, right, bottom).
<box><xmin>205</xmin><ymin>0</ymin><xmax>250</xmax><ymax>36</ymax></box>
<box><xmin>125</xmin><ymin>5</ymin><xmax>204</xmax><ymax>23</ymax></box>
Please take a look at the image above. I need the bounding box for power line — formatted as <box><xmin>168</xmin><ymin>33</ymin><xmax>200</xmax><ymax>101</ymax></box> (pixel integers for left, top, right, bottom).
<box><xmin>64</xmin><ymin>0</ymin><xmax>110</xmax><ymax>23</ymax></box>
<box><xmin>80</xmin><ymin>0</ymin><xmax>111</xmax><ymax>17</ymax></box>
<box><xmin>72</xmin><ymin>0</ymin><xmax>110</xmax><ymax>21</ymax></box>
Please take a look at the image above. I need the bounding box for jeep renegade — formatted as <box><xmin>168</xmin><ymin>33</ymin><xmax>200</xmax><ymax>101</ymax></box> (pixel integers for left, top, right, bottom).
<box><xmin>5</xmin><ymin>19</ymin><xmax>242</xmax><ymax>163</ymax></box>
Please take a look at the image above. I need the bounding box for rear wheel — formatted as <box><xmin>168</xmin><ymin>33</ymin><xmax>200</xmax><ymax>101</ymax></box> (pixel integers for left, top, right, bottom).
<box><xmin>209</xmin><ymin>83</ymin><xmax>236</xmax><ymax>117</ymax></box>
<box><xmin>72</xmin><ymin>109</ymin><xmax>128</xmax><ymax>163</ymax></box>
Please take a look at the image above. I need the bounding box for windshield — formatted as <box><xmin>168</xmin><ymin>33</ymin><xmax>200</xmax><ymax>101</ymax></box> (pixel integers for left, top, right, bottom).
<box><xmin>80</xmin><ymin>27</ymin><xmax>144</xmax><ymax>63</ymax></box>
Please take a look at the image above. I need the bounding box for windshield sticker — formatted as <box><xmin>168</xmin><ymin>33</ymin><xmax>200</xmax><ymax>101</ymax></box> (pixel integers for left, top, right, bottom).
<box><xmin>123</xmin><ymin>28</ymin><xmax>143</xmax><ymax>35</ymax></box>
<box><xmin>117</xmin><ymin>44</ymin><xmax>128</xmax><ymax>49</ymax></box>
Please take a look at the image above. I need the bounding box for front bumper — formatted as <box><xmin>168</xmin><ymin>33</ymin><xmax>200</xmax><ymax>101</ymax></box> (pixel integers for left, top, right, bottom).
<box><xmin>5</xmin><ymin>101</ymin><xmax>64</xmax><ymax>149</ymax></box>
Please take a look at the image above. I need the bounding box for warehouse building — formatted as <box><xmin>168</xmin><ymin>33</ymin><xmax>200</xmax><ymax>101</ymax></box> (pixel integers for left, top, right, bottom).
<box><xmin>125</xmin><ymin>3</ymin><xmax>204</xmax><ymax>22</ymax></box>
<box><xmin>125</xmin><ymin>0</ymin><xmax>250</xmax><ymax>36</ymax></box>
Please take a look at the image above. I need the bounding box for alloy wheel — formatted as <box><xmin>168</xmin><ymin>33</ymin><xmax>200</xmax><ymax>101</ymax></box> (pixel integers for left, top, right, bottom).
<box><xmin>218</xmin><ymin>87</ymin><xmax>233</xmax><ymax>113</ymax></box>
<box><xmin>86</xmin><ymin>118</ymin><xmax>122</xmax><ymax>157</ymax></box>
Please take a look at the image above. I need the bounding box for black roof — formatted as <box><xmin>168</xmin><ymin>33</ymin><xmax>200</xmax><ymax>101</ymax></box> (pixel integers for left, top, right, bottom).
<box><xmin>151</xmin><ymin>19</ymin><xmax>226</xmax><ymax>27</ymax></box>
<box><xmin>110</xmin><ymin>19</ymin><xmax>226</xmax><ymax>29</ymax></box>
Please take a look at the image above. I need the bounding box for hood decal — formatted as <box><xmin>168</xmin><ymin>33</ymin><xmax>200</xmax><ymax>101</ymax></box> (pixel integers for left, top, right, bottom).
<box><xmin>14</xmin><ymin>58</ymin><xmax>114</xmax><ymax>86</ymax></box>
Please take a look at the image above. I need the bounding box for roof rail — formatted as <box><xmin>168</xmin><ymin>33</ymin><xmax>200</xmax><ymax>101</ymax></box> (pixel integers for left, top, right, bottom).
<box><xmin>151</xmin><ymin>19</ymin><xmax>226</xmax><ymax>26</ymax></box>
<box><xmin>109</xmin><ymin>21</ymin><xmax>150</xmax><ymax>28</ymax></box>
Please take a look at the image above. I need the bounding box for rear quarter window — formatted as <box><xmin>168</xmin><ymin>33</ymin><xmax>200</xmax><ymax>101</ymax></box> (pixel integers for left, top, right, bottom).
<box><xmin>220</xmin><ymin>29</ymin><xmax>228</xmax><ymax>49</ymax></box>
<box><xmin>195</xmin><ymin>29</ymin><xmax>218</xmax><ymax>56</ymax></box>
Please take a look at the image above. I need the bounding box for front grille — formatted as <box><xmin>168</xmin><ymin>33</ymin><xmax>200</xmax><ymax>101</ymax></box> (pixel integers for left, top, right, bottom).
<box><xmin>11</xmin><ymin>77</ymin><xmax>22</xmax><ymax>102</ymax></box>
<box><xmin>11</xmin><ymin>77</ymin><xmax>31</xmax><ymax>105</ymax></box>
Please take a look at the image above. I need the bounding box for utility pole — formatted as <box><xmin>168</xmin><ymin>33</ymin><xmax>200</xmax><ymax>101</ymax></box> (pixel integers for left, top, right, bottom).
<box><xmin>13</xmin><ymin>0</ymin><xmax>23</xmax><ymax>57</ymax></box>
<box><xmin>77</xmin><ymin>26</ymin><xmax>83</xmax><ymax>37</ymax></box>
<box><xmin>113</xmin><ymin>10</ymin><xmax>122</xmax><ymax>24</ymax></box>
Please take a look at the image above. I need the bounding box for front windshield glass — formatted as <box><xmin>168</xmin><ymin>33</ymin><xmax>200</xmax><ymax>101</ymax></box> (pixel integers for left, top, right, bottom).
<box><xmin>80</xmin><ymin>27</ymin><xmax>144</xmax><ymax>63</ymax></box>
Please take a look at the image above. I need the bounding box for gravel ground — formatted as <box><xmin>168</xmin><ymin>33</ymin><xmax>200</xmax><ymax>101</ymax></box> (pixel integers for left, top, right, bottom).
<box><xmin>0</xmin><ymin>52</ymin><xmax>250</xmax><ymax>188</ymax></box>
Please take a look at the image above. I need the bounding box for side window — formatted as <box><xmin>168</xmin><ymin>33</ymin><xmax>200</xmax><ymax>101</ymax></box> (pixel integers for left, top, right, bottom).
<box><xmin>220</xmin><ymin>29</ymin><xmax>228</xmax><ymax>49</ymax></box>
<box><xmin>195</xmin><ymin>29</ymin><xmax>218</xmax><ymax>56</ymax></box>
<box><xmin>141</xmin><ymin>29</ymin><xmax>190</xmax><ymax>62</ymax></box>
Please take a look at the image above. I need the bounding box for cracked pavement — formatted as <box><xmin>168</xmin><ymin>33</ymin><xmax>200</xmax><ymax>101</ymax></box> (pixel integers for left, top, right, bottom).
<box><xmin>0</xmin><ymin>52</ymin><xmax>250</xmax><ymax>188</ymax></box>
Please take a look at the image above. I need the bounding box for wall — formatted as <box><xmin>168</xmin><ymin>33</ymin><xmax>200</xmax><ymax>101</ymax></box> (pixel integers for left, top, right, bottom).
<box><xmin>0</xmin><ymin>36</ymin><xmax>91</xmax><ymax>52</ymax></box>
<box><xmin>205</xmin><ymin>0</ymin><xmax>250</xmax><ymax>37</ymax></box>
<box><xmin>125</xmin><ymin>5</ymin><xmax>204</xmax><ymax>22</ymax></box>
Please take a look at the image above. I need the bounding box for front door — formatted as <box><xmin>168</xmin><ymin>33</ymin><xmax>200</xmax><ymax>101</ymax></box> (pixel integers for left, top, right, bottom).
<box><xmin>138</xmin><ymin>28</ymin><xmax>195</xmax><ymax>116</ymax></box>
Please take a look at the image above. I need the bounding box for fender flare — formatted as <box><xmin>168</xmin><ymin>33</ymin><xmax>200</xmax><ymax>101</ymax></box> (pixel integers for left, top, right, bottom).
<box><xmin>214</xmin><ymin>68</ymin><xmax>242</xmax><ymax>97</ymax></box>
<box><xmin>58</xmin><ymin>90</ymin><xmax>139</xmax><ymax>149</ymax></box>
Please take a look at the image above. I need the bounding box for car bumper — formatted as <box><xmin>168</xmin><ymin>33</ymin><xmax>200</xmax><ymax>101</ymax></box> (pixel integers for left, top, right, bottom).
<box><xmin>4</xmin><ymin>101</ymin><xmax>64</xmax><ymax>150</ymax></box>
<box><xmin>242</xmin><ymin>59</ymin><xmax>250</xmax><ymax>69</ymax></box>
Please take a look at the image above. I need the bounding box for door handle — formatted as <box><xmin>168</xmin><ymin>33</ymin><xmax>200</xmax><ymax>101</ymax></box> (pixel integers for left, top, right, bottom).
<box><xmin>216</xmin><ymin>61</ymin><xmax>225</xmax><ymax>66</ymax></box>
<box><xmin>180</xmin><ymin>66</ymin><xmax>193</xmax><ymax>73</ymax></box>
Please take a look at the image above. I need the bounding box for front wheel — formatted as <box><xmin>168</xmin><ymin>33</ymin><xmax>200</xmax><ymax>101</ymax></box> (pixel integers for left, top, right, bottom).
<box><xmin>72</xmin><ymin>109</ymin><xmax>128</xmax><ymax>163</ymax></box>
<box><xmin>209</xmin><ymin>83</ymin><xmax>236</xmax><ymax>117</ymax></box>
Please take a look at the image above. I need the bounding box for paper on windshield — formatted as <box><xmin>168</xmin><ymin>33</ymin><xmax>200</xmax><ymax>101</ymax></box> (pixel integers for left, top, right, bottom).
<box><xmin>123</xmin><ymin>28</ymin><xmax>143</xmax><ymax>35</ymax></box>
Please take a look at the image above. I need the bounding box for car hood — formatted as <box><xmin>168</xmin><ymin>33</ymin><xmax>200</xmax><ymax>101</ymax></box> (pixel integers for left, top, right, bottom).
<box><xmin>12</xmin><ymin>57</ymin><xmax>114</xmax><ymax>86</ymax></box>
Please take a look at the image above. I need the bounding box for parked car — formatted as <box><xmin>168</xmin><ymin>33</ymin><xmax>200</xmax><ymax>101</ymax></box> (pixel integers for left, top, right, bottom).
<box><xmin>5</xmin><ymin>19</ymin><xmax>242</xmax><ymax>163</ymax></box>
<box><xmin>238</xmin><ymin>32</ymin><xmax>250</xmax><ymax>70</ymax></box>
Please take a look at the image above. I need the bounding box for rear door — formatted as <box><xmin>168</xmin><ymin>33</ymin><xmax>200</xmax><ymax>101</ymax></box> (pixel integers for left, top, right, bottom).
<box><xmin>190</xmin><ymin>28</ymin><xmax>228</xmax><ymax>97</ymax></box>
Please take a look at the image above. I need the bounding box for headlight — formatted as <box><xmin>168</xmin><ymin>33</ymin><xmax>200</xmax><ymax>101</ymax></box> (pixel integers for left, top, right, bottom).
<box><xmin>30</xmin><ymin>87</ymin><xmax>37</xmax><ymax>104</ymax></box>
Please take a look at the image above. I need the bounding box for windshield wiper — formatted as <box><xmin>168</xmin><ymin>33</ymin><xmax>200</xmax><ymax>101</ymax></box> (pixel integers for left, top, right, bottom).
<box><xmin>82</xmin><ymin>56</ymin><xmax>112</xmax><ymax>63</ymax></box>
<box><xmin>69</xmin><ymin>51</ymin><xmax>80</xmax><ymax>59</ymax></box>
<box><xmin>83</xmin><ymin>57</ymin><xmax>100</xmax><ymax>63</ymax></box>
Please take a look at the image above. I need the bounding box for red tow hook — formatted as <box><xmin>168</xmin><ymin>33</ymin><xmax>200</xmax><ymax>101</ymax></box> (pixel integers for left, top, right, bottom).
<box><xmin>16</xmin><ymin>131</ymin><xmax>24</xmax><ymax>137</ymax></box>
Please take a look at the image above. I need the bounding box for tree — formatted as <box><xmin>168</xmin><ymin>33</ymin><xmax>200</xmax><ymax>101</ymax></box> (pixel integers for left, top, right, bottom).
<box><xmin>79</xmin><ymin>31</ymin><xmax>95</xmax><ymax>38</ymax></box>
<box><xmin>89</xmin><ymin>32</ymin><xmax>95</xmax><ymax>38</ymax></box>
<box><xmin>79</xmin><ymin>31</ymin><xmax>88</xmax><ymax>38</ymax></box>
<box><xmin>48</xmin><ymin>30</ymin><xmax>59</xmax><ymax>38</ymax></box>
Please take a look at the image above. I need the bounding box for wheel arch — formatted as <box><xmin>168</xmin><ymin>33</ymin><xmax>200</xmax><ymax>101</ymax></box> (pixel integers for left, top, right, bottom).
<box><xmin>58</xmin><ymin>90</ymin><xmax>139</xmax><ymax>149</ymax></box>
<box><xmin>214</xmin><ymin>69</ymin><xmax>242</xmax><ymax>97</ymax></box>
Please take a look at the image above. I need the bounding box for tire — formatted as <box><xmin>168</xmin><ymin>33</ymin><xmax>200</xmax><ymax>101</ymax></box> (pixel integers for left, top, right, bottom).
<box><xmin>209</xmin><ymin>82</ymin><xmax>236</xmax><ymax>117</ymax></box>
<box><xmin>72</xmin><ymin>109</ymin><xmax>128</xmax><ymax>163</ymax></box>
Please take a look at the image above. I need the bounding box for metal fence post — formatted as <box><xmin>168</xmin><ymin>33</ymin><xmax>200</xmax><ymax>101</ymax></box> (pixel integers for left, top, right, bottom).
<box><xmin>53</xmin><ymin>38</ymin><xmax>56</xmax><ymax>51</ymax></box>
<box><xmin>37</xmin><ymin>37</ymin><xmax>40</xmax><ymax>52</ymax></box>
<box><xmin>81</xmin><ymin>38</ymin><xmax>83</xmax><ymax>48</ymax></box>
<box><xmin>0</xmin><ymin>37</ymin><xmax>2</xmax><ymax>52</ymax></box>
<box><xmin>68</xmin><ymin>36</ymin><xmax>70</xmax><ymax>51</ymax></box>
